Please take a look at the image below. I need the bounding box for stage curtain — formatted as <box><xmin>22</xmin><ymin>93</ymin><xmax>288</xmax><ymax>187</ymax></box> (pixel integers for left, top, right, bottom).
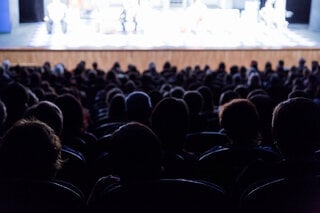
<box><xmin>0</xmin><ymin>0</ymin><xmax>11</xmax><ymax>33</ymax></box>
<box><xmin>286</xmin><ymin>0</ymin><xmax>311</xmax><ymax>23</ymax></box>
<box><xmin>19</xmin><ymin>0</ymin><xmax>44</xmax><ymax>23</ymax></box>
<box><xmin>309</xmin><ymin>0</ymin><xmax>320</xmax><ymax>31</ymax></box>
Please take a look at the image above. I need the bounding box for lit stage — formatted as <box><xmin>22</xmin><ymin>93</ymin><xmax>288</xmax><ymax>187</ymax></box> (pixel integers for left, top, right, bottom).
<box><xmin>27</xmin><ymin>21</ymin><xmax>320</xmax><ymax>50</ymax></box>
<box><xmin>1</xmin><ymin>3</ymin><xmax>320</xmax><ymax>50</ymax></box>
<box><xmin>25</xmin><ymin>22</ymin><xmax>320</xmax><ymax>50</ymax></box>
<box><xmin>0</xmin><ymin>5</ymin><xmax>320</xmax><ymax>70</ymax></box>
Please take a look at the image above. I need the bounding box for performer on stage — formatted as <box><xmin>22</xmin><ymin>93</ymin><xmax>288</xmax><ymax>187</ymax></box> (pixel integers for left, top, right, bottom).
<box><xmin>259</xmin><ymin>0</ymin><xmax>287</xmax><ymax>29</ymax></box>
<box><xmin>120</xmin><ymin>0</ymin><xmax>140</xmax><ymax>33</ymax></box>
<box><xmin>45</xmin><ymin>0</ymin><xmax>68</xmax><ymax>34</ymax></box>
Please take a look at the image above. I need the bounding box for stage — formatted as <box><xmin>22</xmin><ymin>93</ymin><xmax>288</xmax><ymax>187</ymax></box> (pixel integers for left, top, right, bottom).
<box><xmin>0</xmin><ymin>5</ymin><xmax>320</xmax><ymax>70</ymax></box>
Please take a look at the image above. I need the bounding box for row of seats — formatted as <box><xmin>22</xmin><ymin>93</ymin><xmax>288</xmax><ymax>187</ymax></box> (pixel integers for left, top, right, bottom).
<box><xmin>0</xmin><ymin>58</ymin><xmax>319</xmax><ymax>212</ymax></box>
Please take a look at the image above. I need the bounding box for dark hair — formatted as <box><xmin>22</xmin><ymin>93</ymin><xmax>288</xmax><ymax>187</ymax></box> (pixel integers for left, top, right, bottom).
<box><xmin>169</xmin><ymin>86</ymin><xmax>185</xmax><ymax>99</ymax></box>
<box><xmin>249</xmin><ymin>94</ymin><xmax>275</xmax><ymax>146</ymax></box>
<box><xmin>198</xmin><ymin>86</ymin><xmax>214</xmax><ymax>112</ymax></box>
<box><xmin>126</xmin><ymin>91</ymin><xmax>152</xmax><ymax>125</ymax></box>
<box><xmin>24</xmin><ymin>101</ymin><xmax>63</xmax><ymax>136</ymax></box>
<box><xmin>55</xmin><ymin>94</ymin><xmax>84</xmax><ymax>136</ymax></box>
<box><xmin>219</xmin><ymin>99</ymin><xmax>259</xmax><ymax>144</ymax></box>
<box><xmin>183</xmin><ymin>90</ymin><xmax>203</xmax><ymax>116</ymax></box>
<box><xmin>1</xmin><ymin>82</ymin><xmax>29</xmax><ymax>127</ymax></box>
<box><xmin>108</xmin><ymin>94</ymin><xmax>126</xmax><ymax>122</ymax></box>
<box><xmin>288</xmin><ymin>90</ymin><xmax>310</xmax><ymax>99</ymax></box>
<box><xmin>219</xmin><ymin>90</ymin><xmax>240</xmax><ymax>106</ymax></box>
<box><xmin>0</xmin><ymin>119</ymin><xmax>62</xmax><ymax>179</ymax></box>
<box><xmin>272</xmin><ymin>98</ymin><xmax>320</xmax><ymax>159</ymax></box>
<box><xmin>151</xmin><ymin>97</ymin><xmax>189</xmax><ymax>151</ymax></box>
<box><xmin>109</xmin><ymin>122</ymin><xmax>162</xmax><ymax>182</ymax></box>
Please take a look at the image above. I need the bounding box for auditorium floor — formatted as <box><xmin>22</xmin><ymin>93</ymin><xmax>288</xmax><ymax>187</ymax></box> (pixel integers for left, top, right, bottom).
<box><xmin>0</xmin><ymin>21</ymin><xmax>320</xmax><ymax>50</ymax></box>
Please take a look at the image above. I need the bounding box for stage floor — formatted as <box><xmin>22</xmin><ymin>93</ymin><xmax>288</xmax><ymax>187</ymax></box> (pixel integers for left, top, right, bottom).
<box><xmin>1</xmin><ymin>18</ymin><xmax>320</xmax><ymax>50</ymax></box>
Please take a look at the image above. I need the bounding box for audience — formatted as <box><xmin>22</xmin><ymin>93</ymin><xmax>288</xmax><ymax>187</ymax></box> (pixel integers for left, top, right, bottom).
<box><xmin>239</xmin><ymin>97</ymin><xmax>320</xmax><ymax>212</ymax></box>
<box><xmin>0</xmin><ymin>58</ymin><xmax>320</xmax><ymax>211</ymax></box>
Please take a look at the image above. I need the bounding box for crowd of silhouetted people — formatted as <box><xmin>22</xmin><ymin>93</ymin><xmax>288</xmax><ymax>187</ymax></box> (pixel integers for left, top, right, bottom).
<box><xmin>0</xmin><ymin>58</ymin><xmax>320</xmax><ymax>212</ymax></box>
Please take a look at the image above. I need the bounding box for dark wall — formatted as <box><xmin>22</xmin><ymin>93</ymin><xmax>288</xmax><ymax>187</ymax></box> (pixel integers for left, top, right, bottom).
<box><xmin>286</xmin><ymin>0</ymin><xmax>311</xmax><ymax>23</ymax></box>
<box><xmin>19</xmin><ymin>0</ymin><xmax>44</xmax><ymax>23</ymax></box>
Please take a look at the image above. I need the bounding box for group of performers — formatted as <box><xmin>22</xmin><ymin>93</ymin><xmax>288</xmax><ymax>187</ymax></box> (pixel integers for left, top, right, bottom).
<box><xmin>44</xmin><ymin>0</ymin><xmax>289</xmax><ymax>34</ymax></box>
<box><xmin>259</xmin><ymin>0</ymin><xmax>288</xmax><ymax>29</ymax></box>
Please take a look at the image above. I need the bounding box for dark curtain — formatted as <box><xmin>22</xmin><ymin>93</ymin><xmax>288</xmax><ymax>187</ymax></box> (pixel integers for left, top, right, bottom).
<box><xmin>286</xmin><ymin>0</ymin><xmax>311</xmax><ymax>23</ymax></box>
<box><xmin>260</xmin><ymin>0</ymin><xmax>267</xmax><ymax>9</ymax></box>
<box><xmin>19</xmin><ymin>0</ymin><xmax>44</xmax><ymax>23</ymax></box>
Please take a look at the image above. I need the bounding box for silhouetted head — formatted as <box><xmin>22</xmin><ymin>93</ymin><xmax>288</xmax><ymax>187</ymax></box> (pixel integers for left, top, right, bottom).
<box><xmin>219</xmin><ymin>90</ymin><xmax>240</xmax><ymax>106</ymax></box>
<box><xmin>249</xmin><ymin>95</ymin><xmax>274</xmax><ymax>121</ymax></box>
<box><xmin>149</xmin><ymin>90</ymin><xmax>163</xmax><ymax>108</ymax></box>
<box><xmin>248</xmin><ymin>73</ymin><xmax>262</xmax><ymax>88</ymax></box>
<box><xmin>198</xmin><ymin>86</ymin><xmax>214</xmax><ymax>112</ymax></box>
<box><xmin>299</xmin><ymin>58</ymin><xmax>306</xmax><ymax>66</ymax></box>
<box><xmin>250</xmin><ymin>60</ymin><xmax>258</xmax><ymax>70</ymax></box>
<box><xmin>1</xmin><ymin>82</ymin><xmax>29</xmax><ymax>128</ymax></box>
<box><xmin>106</xmin><ymin>87</ymin><xmax>123</xmax><ymax>106</ymax></box>
<box><xmin>234</xmin><ymin>85</ymin><xmax>249</xmax><ymax>99</ymax></box>
<box><xmin>151</xmin><ymin>97</ymin><xmax>189</xmax><ymax>151</ymax></box>
<box><xmin>55</xmin><ymin>94</ymin><xmax>83</xmax><ymax>137</ymax></box>
<box><xmin>109</xmin><ymin>122</ymin><xmax>162</xmax><ymax>182</ymax></box>
<box><xmin>24</xmin><ymin>101</ymin><xmax>63</xmax><ymax>136</ymax></box>
<box><xmin>219</xmin><ymin>99</ymin><xmax>259</xmax><ymax>145</ymax></box>
<box><xmin>108</xmin><ymin>94</ymin><xmax>126</xmax><ymax>121</ymax></box>
<box><xmin>0</xmin><ymin>119</ymin><xmax>62</xmax><ymax>179</ymax></box>
<box><xmin>169</xmin><ymin>86</ymin><xmax>185</xmax><ymax>99</ymax></box>
<box><xmin>249</xmin><ymin>94</ymin><xmax>275</xmax><ymax>146</ymax></box>
<box><xmin>247</xmin><ymin>89</ymin><xmax>268</xmax><ymax>99</ymax></box>
<box><xmin>183</xmin><ymin>90</ymin><xmax>203</xmax><ymax>116</ymax></box>
<box><xmin>288</xmin><ymin>90</ymin><xmax>310</xmax><ymax>99</ymax></box>
<box><xmin>126</xmin><ymin>91</ymin><xmax>152</xmax><ymax>126</ymax></box>
<box><xmin>272</xmin><ymin>98</ymin><xmax>320</xmax><ymax>160</ymax></box>
<box><xmin>159</xmin><ymin>84</ymin><xmax>172</xmax><ymax>95</ymax></box>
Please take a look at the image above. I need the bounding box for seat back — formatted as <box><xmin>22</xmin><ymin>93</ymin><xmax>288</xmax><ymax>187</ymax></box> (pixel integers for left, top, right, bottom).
<box><xmin>240</xmin><ymin>177</ymin><xmax>320</xmax><ymax>213</ymax></box>
<box><xmin>94</xmin><ymin>122</ymin><xmax>125</xmax><ymax>138</ymax></box>
<box><xmin>198</xmin><ymin>146</ymin><xmax>281</xmax><ymax>188</ymax></box>
<box><xmin>0</xmin><ymin>179</ymin><xmax>85</xmax><ymax>213</ymax></box>
<box><xmin>88</xmin><ymin>152</ymin><xmax>113</xmax><ymax>186</ymax></box>
<box><xmin>185</xmin><ymin>131</ymin><xmax>230</xmax><ymax>156</ymax></box>
<box><xmin>88</xmin><ymin>178</ymin><xmax>228</xmax><ymax>213</ymax></box>
<box><xmin>57</xmin><ymin>146</ymin><xmax>87</xmax><ymax>193</ymax></box>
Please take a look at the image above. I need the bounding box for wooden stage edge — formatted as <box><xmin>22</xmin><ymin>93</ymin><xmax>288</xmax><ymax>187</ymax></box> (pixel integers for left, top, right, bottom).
<box><xmin>1</xmin><ymin>48</ymin><xmax>320</xmax><ymax>72</ymax></box>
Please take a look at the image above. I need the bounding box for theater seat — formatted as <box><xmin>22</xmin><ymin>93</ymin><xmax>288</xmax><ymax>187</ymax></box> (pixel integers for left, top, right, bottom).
<box><xmin>56</xmin><ymin>146</ymin><xmax>87</xmax><ymax>194</ymax></box>
<box><xmin>94</xmin><ymin>122</ymin><xmax>125</xmax><ymax>138</ymax></box>
<box><xmin>198</xmin><ymin>146</ymin><xmax>281</xmax><ymax>189</ymax></box>
<box><xmin>88</xmin><ymin>152</ymin><xmax>113</xmax><ymax>187</ymax></box>
<box><xmin>0</xmin><ymin>179</ymin><xmax>85</xmax><ymax>213</ymax></box>
<box><xmin>87</xmin><ymin>178</ymin><xmax>228</xmax><ymax>213</ymax></box>
<box><xmin>240</xmin><ymin>177</ymin><xmax>320</xmax><ymax>213</ymax></box>
<box><xmin>185</xmin><ymin>131</ymin><xmax>230</xmax><ymax>156</ymax></box>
